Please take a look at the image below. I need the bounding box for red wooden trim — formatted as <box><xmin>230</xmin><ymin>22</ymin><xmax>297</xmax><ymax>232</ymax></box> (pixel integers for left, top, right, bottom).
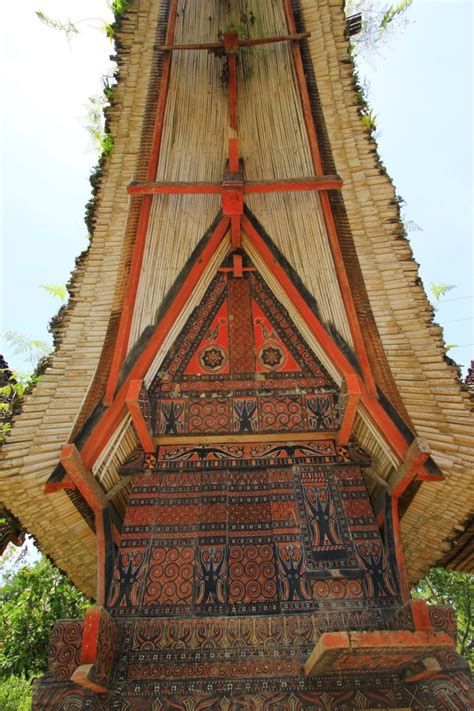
<box><xmin>282</xmin><ymin>0</ymin><xmax>377</xmax><ymax>399</ymax></box>
<box><xmin>245</xmin><ymin>176</ymin><xmax>342</xmax><ymax>192</ymax></box>
<box><xmin>80</xmin><ymin>608</ymin><xmax>100</xmax><ymax>663</ymax></box>
<box><xmin>336</xmin><ymin>373</ymin><xmax>361</xmax><ymax>445</ymax></box>
<box><xmin>44</xmin><ymin>480</ymin><xmax>74</xmax><ymax>493</ymax></box>
<box><xmin>416</xmin><ymin>471</ymin><xmax>444</xmax><ymax>482</ymax></box>
<box><xmin>233</xmin><ymin>253</ymin><xmax>243</xmax><ymax>277</ymax></box>
<box><xmin>225</xmin><ymin>32</ymin><xmax>239</xmax><ymax>131</ymax></box>
<box><xmin>128</xmin><ymin>176</ymin><xmax>342</xmax><ymax>197</ymax></box>
<box><xmin>61</xmin><ymin>444</ymin><xmax>107</xmax><ymax>514</ymax></box>
<box><xmin>228</xmin><ymin>138</ymin><xmax>240</xmax><ymax>172</ymax></box>
<box><xmin>128</xmin><ymin>181</ymin><xmax>222</xmax><ymax>195</ymax></box>
<box><xmin>105</xmin><ymin>0</ymin><xmax>179</xmax><ymax>405</ymax></box>
<box><xmin>146</xmin><ymin>0</ymin><xmax>179</xmax><ymax>180</ymax></box>
<box><xmin>231</xmin><ymin>215</ymin><xmax>241</xmax><ymax>249</ymax></box>
<box><xmin>105</xmin><ymin>196</ymin><xmax>152</xmax><ymax>405</ymax></box>
<box><xmin>157</xmin><ymin>32</ymin><xmax>310</xmax><ymax>52</ymax></box>
<box><xmin>81</xmin><ymin>217</ymin><xmax>230</xmax><ymax>469</ymax></box>
<box><xmin>391</xmin><ymin>496</ymin><xmax>409</xmax><ymax>601</ymax></box>
<box><xmin>389</xmin><ymin>438</ymin><xmax>431</xmax><ymax>498</ymax></box>
<box><xmin>126</xmin><ymin>380</ymin><xmax>155</xmax><ymax>452</ymax></box>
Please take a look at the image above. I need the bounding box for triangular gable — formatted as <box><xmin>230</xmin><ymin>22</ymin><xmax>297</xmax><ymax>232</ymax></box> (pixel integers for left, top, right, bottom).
<box><xmin>73</xmin><ymin>211</ymin><xmax>420</xmax><ymax>474</ymax></box>
<box><xmin>149</xmin><ymin>253</ymin><xmax>339</xmax><ymax>438</ymax></box>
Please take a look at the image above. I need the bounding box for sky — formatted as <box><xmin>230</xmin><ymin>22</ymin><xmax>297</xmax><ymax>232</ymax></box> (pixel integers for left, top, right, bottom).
<box><xmin>1</xmin><ymin>0</ymin><xmax>473</xmax><ymax>377</ymax></box>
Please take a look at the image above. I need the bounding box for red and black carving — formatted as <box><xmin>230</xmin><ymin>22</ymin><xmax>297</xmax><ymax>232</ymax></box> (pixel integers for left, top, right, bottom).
<box><xmin>144</xmin><ymin>266</ymin><xmax>339</xmax><ymax>439</ymax></box>
<box><xmin>48</xmin><ymin>621</ymin><xmax>84</xmax><ymax>681</ymax></box>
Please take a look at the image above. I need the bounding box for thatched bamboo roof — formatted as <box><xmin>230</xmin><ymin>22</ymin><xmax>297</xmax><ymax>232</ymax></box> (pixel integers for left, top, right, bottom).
<box><xmin>0</xmin><ymin>0</ymin><xmax>472</xmax><ymax>597</ymax></box>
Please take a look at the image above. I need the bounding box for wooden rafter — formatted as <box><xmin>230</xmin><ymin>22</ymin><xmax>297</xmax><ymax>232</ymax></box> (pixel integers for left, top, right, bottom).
<box><xmin>125</xmin><ymin>379</ymin><xmax>154</xmax><ymax>453</ymax></box>
<box><xmin>61</xmin><ymin>444</ymin><xmax>116</xmax><ymax>605</ymax></box>
<box><xmin>105</xmin><ymin>0</ymin><xmax>180</xmax><ymax>405</ymax></box>
<box><xmin>127</xmin><ymin>176</ymin><xmax>343</xmax><ymax>196</ymax></box>
<box><xmin>282</xmin><ymin>0</ymin><xmax>377</xmax><ymax>399</ymax></box>
<box><xmin>81</xmin><ymin>217</ymin><xmax>230</xmax><ymax>469</ymax></box>
<box><xmin>156</xmin><ymin>32</ymin><xmax>310</xmax><ymax>52</ymax></box>
<box><xmin>336</xmin><ymin>374</ymin><xmax>361</xmax><ymax>445</ymax></box>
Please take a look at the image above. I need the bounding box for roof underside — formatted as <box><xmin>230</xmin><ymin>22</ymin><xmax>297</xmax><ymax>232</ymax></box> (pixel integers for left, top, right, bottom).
<box><xmin>0</xmin><ymin>0</ymin><xmax>472</xmax><ymax>597</ymax></box>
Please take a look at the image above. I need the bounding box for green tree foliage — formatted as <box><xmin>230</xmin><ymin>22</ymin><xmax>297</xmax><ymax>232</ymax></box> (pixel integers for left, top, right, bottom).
<box><xmin>0</xmin><ymin>675</ymin><xmax>32</xmax><ymax>711</ymax></box>
<box><xmin>0</xmin><ymin>557</ymin><xmax>91</xmax><ymax>679</ymax></box>
<box><xmin>0</xmin><ymin>368</ymin><xmax>42</xmax><ymax>446</ymax></box>
<box><xmin>413</xmin><ymin>567</ymin><xmax>474</xmax><ymax>666</ymax></box>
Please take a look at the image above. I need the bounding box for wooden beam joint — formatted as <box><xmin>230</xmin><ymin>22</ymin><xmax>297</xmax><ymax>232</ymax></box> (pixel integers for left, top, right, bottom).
<box><xmin>388</xmin><ymin>438</ymin><xmax>431</xmax><ymax>498</ymax></box>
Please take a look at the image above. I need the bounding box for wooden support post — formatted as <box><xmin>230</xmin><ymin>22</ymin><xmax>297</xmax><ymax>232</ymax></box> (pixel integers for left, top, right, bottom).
<box><xmin>391</xmin><ymin>495</ymin><xmax>409</xmax><ymax>601</ymax></box>
<box><xmin>105</xmin><ymin>0</ymin><xmax>179</xmax><ymax>405</ymax></box>
<box><xmin>337</xmin><ymin>373</ymin><xmax>361</xmax><ymax>445</ymax></box>
<box><xmin>388</xmin><ymin>438</ymin><xmax>431</xmax><ymax>497</ymax></box>
<box><xmin>224</xmin><ymin>31</ymin><xmax>239</xmax><ymax>132</ymax></box>
<box><xmin>231</xmin><ymin>215</ymin><xmax>241</xmax><ymax>249</ymax></box>
<box><xmin>61</xmin><ymin>444</ymin><xmax>115</xmax><ymax>605</ymax></box>
<box><xmin>125</xmin><ymin>379</ymin><xmax>155</xmax><ymax>453</ymax></box>
<box><xmin>232</xmin><ymin>253</ymin><xmax>243</xmax><ymax>277</ymax></box>
<box><xmin>228</xmin><ymin>138</ymin><xmax>240</xmax><ymax>172</ymax></box>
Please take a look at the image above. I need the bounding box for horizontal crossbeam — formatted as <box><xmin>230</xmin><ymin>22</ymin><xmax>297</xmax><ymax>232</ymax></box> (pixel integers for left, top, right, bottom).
<box><xmin>156</xmin><ymin>32</ymin><xmax>310</xmax><ymax>52</ymax></box>
<box><xmin>128</xmin><ymin>175</ymin><xmax>342</xmax><ymax>196</ymax></box>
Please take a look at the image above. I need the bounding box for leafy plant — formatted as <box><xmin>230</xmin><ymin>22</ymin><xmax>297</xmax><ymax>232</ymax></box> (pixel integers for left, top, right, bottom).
<box><xmin>360</xmin><ymin>107</ymin><xmax>377</xmax><ymax>132</ymax></box>
<box><xmin>0</xmin><ymin>368</ymin><xmax>43</xmax><ymax>446</ymax></box>
<box><xmin>0</xmin><ymin>675</ymin><xmax>32</xmax><ymax>711</ymax></box>
<box><xmin>0</xmin><ymin>557</ymin><xmax>91</xmax><ymax>678</ymax></box>
<box><xmin>40</xmin><ymin>284</ymin><xmax>67</xmax><ymax>302</ymax></box>
<box><xmin>85</xmin><ymin>96</ymin><xmax>114</xmax><ymax>156</ymax></box>
<box><xmin>345</xmin><ymin>0</ymin><xmax>413</xmax><ymax>58</ymax></box>
<box><xmin>381</xmin><ymin>0</ymin><xmax>413</xmax><ymax>30</ymax></box>
<box><xmin>430</xmin><ymin>282</ymin><xmax>456</xmax><ymax>301</ymax></box>
<box><xmin>35</xmin><ymin>10</ymin><xmax>78</xmax><ymax>40</ymax></box>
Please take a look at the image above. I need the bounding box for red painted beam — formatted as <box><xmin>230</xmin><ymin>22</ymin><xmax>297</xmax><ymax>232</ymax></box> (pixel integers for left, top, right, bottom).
<box><xmin>81</xmin><ymin>217</ymin><xmax>230</xmax><ymax>469</ymax></box>
<box><xmin>128</xmin><ymin>181</ymin><xmax>222</xmax><ymax>195</ymax></box>
<box><xmin>105</xmin><ymin>0</ymin><xmax>179</xmax><ymax>405</ymax></box>
<box><xmin>228</xmin><ymin>138</ymin><xmax>240</xmax><ymax>173</ymax></box>
<box><xmin>231</xmin><ymin>215</ymin><xmax>241</xmax><ymax>249</ymax></box>
<box><xmin>245</xmin><ymin>176</ymin><xmax>342</xmax><ymax>193</ymax></box>
<box><xmin>128</xmin><ymin>176</ymin><xmax>342</xmax><ymax>197</ymax></box>
<box><xmin>389</xmin><ymin>438</ymin><xmax>431</xmax><ymax>498</ymax></box>
<box><xmin>156</xmin><ymin>32</ymin><xmax>310</xmax><ymax>52</ymax></box>
<box><xmin>282</xmin><ymin>0</ymin><xmax>377</xmax><ymax>400</ymax></box>
<box><xmin>225</xmin><ymin>32</ymin><xmax>239</xmax><ymax>132</ymax></box>
<box><xmin>125</xmin><ymin>380</ymin><xmax>155</xmax><ymax>453</ymax></box>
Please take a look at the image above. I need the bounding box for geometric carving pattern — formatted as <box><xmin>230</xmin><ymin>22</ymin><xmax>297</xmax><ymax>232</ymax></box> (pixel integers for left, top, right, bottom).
<box><xmin>149</xmin><ymin>270</ymin><xmax>340</xmax><ymax>438</ymax></box>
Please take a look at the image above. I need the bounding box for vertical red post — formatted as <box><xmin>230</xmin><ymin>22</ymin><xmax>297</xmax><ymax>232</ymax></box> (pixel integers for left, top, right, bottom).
<box><xmin>105</xmin><ymin>0</ymin><xmax>180</xmax><ymax>405</ymax></box>
<box><xmin>282</xmin><ymin>0</ymin><xmax>377</xmax><ymax>399</ymax></box>
<box><xmin>224</xmin><ymin>32</ymin><xmax>239</xmax><ymax>132</ymax></box>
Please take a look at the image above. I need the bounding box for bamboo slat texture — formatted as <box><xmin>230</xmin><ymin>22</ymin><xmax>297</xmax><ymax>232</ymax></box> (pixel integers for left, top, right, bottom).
<box><xmin>0</xmin><ymin>0</ymin><xmax>471</xmax><ymax>594</ymax></box>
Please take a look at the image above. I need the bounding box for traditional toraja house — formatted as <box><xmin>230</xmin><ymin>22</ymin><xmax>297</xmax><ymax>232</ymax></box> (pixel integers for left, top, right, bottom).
<box><xmin>0</xmin><ymin>0</ymin><xmax>473</xmax><ymax>708</ymax></box>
